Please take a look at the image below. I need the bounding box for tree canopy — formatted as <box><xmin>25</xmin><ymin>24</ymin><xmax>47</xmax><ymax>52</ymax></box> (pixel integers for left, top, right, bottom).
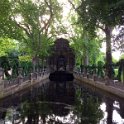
<box><xmin>0</xmin><ymin>0</ymin><xmax>124</xmax><ymax>76</ymax></box>
<box><xmin>72</xmin><ymin>0</ymin><xmax>124</xmax><ymax>78</ymax></box>
<box><xmin>0</xmin><ymin>0</ymin><xmax>62</xmax><ymax>59</ymax></box>
<box><xmin>0</xmin><ymin>38</ymin><xmax>17</xmax><ymax>56</ymax></box>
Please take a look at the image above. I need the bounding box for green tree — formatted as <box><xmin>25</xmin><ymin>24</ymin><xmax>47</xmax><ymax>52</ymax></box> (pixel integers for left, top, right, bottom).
<box><xmin>70</xmin><ymin>23</ymin><xmax>102</xmax><ymax>66</ymax></box>
<box><xmin>0</xmin><ymin>0</ymin><xmax>62</xmax><ymax>71</ymax></box>
<box><xmin>0</xmin><ymin>0</ymin><xmax>10</xmax><ymax>19</ymax></box>
<box><xmin>0</xmin><ymin>0</ymin><xmax>24</xmax><ymax>40</ymax></box>
<box><xmin>0</xmin><ymin>38</ymin><xmax>17</xmax><ymax>56</ymax></box>
<box><xmin>71</xmin><ymin>0</ymin><xmax>124</xmax><ymax>78</ymax></box>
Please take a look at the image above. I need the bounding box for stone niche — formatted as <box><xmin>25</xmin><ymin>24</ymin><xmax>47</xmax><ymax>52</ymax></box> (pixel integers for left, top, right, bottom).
<box><xmin>48</xmin><ymin>38</ymin><xmax>75</xmax><ymax>72</ymax></box>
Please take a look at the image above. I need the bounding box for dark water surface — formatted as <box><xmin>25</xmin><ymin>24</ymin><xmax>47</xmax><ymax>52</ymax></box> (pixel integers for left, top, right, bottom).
<box><xmin>0</xmin><ymin>81</ymin><xmax>124</xmax><ymax>124</ymax></box>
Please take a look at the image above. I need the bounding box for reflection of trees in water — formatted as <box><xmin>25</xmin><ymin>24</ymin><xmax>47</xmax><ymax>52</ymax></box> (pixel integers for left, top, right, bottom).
<box><xmin>113</xmin><ymin>100</ymin><xmax>124</xmax><ymax>119</ymax></box>
<box><xmin>105</xmin><ymin>97</ymin><xmax>114</xmax><ymax>124</ymax></box>
<box><xmin>104</xmin><ymin>97</ymin><xmax>124</xmax><ymax>124</ymax></box>
<box><xmin>20</xmin><ymin>100</ymin><xmax>50</xmax><ymax>123</ymax></box>
<box><xmin>17</xmin><ymin>83</ymin><xmax>75</xmax><ymax>124</ymax></box>
<box><xmin>20</xmin><ymin>100</ymin><xmax>73</xmax><ymax>124</ymax></box>
<box><xmin>5</xmin><ymin>82</ymin><xmax>124</xmax><ymax>124</ymax></box>
<box><xmin>1</xmin><ymin>81</ymin><xmax>124</xmax><ymax>124</ymax></box>
<box><xmin>119</xmin><ymin>102</ymin><xmax>124</xmax><ymax>118</ymax></box>
<box><xmin>0</xmin><ymin>82</ymin><xmax>76</xmax><ymax>123</ymax></box>
<box><xmin>74</xmin><ymin>89</ymin><xmax>103</xmax><ymax>124</ymax></box>
<box><xmin>0</xmin><ymin>111</ymin><xmax>6</xmax><ymax>123</ymax></box>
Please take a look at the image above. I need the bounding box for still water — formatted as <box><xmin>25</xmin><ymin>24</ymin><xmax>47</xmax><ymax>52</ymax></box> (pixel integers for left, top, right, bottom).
<box><xmin>0</xmin><ymin>81</ymin><xmax>124</xmax><ymax>124</ymax></box>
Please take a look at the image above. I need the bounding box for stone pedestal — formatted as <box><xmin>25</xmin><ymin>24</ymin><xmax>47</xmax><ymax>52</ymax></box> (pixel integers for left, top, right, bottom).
<box><xmin>87</xmin><ymin>73</ymin><xmax>89</xmax><ymax>78</ymax></box>
<box><xmin>0</xmin><ymin>67</ymin><xmax>4</xmax><ymax>80</ymax></box>
<box><xmin>30</xmin><ymin>73</ymin><xmax>34</xmax><ymax>84</ymax></box>
<box><xmin>105</xmin><ymin>76</ymin><xmax>110</xmax><ymax>85</ymax></box>
<box><xmin>18</xmin><ymin>74</ymin><xmax>23</xmax><ymax>84</ymax></box>
<box><xmin>0</xmin><ymin>68</ymin><xmax>4</xmax><ymax>97</ymax></box>
<box><xmin>93</xmin><ymin>74</ymin><xmax>97</xmax><ymax>81</ymax></box>
<box><xmin>18</xmin><ymin>68</ymin><xmax>23</xmax><ymax>84</ymax></box>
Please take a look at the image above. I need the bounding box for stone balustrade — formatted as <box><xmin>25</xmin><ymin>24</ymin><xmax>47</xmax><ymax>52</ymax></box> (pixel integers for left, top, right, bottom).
<box><xmin>74</xmin><ymin>71</ymin><xmax>124</xmax><ymax>99</ymax></box>
<box><xmin>0</xmin><ymin>70</ymin><xmax>49</xmax><ymax>99</ymax></box>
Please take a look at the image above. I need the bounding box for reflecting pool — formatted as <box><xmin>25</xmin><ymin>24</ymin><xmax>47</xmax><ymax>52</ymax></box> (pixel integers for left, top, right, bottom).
<box><xmin>0</xmin><ymin>81</ymin><xmax>124</xmax><ymax>124</ymax></box>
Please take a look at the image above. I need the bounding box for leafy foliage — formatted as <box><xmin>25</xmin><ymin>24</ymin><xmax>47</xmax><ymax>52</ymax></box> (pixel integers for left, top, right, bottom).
<box><xmin>10</xmin><ymin>0</ymin><xmax>62</xmax><ymax>57</ymax></box>
<box><xmin>73</xmin><ymin>0</ymin><xmax>124</xmax><ymax>78</ymax></box>
<box><xmin>0</xmin><ymin>0</ymin><xmax>10</xmax><ymax>19</ymax></box>
<box><xmin>70</xmin><ymin>24</ymin><xmax>102</xmax><ymax>65</ymax></box>
<box><xmin>77</xmin><ymin>0</ymin><xmax>124</xmax><ymax>35</ymax></box>
<box><xmin>0</xmin><ymin>0</ymin><xmax>62</xmax><ymax>60</ymax></box>
<box><xmin>113</xmin><ymin>27</ymin><xmax>124</xmax><ymax>52</ymax></box>
<box><xmin>0</xmin><ymin>38</ymin><xmax>17</xmax><ymax>56</ymax></box>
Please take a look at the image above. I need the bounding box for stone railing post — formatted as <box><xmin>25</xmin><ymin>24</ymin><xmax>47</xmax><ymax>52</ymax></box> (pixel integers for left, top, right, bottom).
<box><xmin>0</xmin><ymin>67</ymin><xmax>4</xmax><ymax>80</ymax></box>
<box><xmin>0</xmin><ymin>80</ymin><xmax>4</xmax><ymax>97</ymax></box>
<box><xmin>18</xmin><ymin>68</ymin><xmax>23</xmax><ymax>84</ymax></box>
<box><xmin>43</xmin><ymin>70</ymin><xmax>45</xmax><ymax>76</ymax></box>
<box><xmin>93</xmin><ymin>74</ymin><xmax>97</xmax><ymax>81</ymax></box>
<box><xmin>18</xmin><ymin>74</ymin><xmax>23</xmax><ymax>85</ymax></box>
<box><xmin>87</xmin><ymin>72</ymin><xmax>89</xmax><ymax>79</ymax></box>
<box><xmin>30</xmin><ymin>73</ymin><xmax>34</xmax><ymax>84</ymax></box>
<box><xmin>82</xmin><ymin>72</ymin><xmax>84</xmax><ymax>77</ymax></box>
<box><xmin>83</xmin><ymin>71</ymin><xmax>87</xmax><ymax>77</ymax></box>
<box><xmin>105</xmin><ymin>75</ymin><xmax>110</xmax><ymax>85</ymax></box>
<box><xmin>0</xmin><ymin>67</ymin><xmax>4</xmax><ymax>96</ymax></box>
<box><xmin>36</xmin><ymin>72</ymin><xmax>39</xmax><ymax>81</ymax></box>
<box><xmin>35</xmin><ymin>72</ymin><xmax>38</xmax><ymax>80</ymax></box>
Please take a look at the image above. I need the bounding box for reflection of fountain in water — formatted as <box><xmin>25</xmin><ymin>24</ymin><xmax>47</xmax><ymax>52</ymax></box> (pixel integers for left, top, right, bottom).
<box><xmin>0</xmin><ymin>81</ymin><xmax>76</xmax><ymax>123</ymax></box>
<box><xmin>0</xmin><ymin>81</ymin><xmax>124</xmax><ymax>124</ymax></box>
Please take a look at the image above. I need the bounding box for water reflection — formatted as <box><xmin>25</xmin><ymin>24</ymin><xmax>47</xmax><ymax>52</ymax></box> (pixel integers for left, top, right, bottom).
<box><xmin>100</xmin><ymin>99</ymin><xmax>124</xmax><ymax>124</ymax></box>
<box><xmin>118</xmin><ymin>102</ymin><xmax>124</xmax><ymax>118</ymax></box>
<box><xmin>105</xmin><ymin>98</ymin><xmax>114</xmax><ymax>124</ymax></box>
<box><xmin>0</xmin><ymin>81</ymin><xmax>124</xmax><ymax>124</ymax></box>
<box><xmin>73</xmin><ymin>88</ymin><xmax>103</xmax><ymax>124</ymax></box>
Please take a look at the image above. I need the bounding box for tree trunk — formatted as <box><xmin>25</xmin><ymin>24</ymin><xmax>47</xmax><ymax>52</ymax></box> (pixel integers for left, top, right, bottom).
<box><xmin>105</xmin><ymin>26</ymin><xmax>113</xmax><ymax>79</ymax></box>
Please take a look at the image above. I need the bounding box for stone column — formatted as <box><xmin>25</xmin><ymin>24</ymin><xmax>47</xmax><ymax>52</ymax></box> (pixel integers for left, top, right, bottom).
<box><xmin>18</xmin><ymin>68</ymin><xmax>23</xmax><ymax>84</ymax></box>
<box><xmin>93</xmin><ymin>74</ymin><xmax>97</xmax><ymax>81</ymax></box>
<box><xmin>0</xmin><ymin>67</ymin><xmax>4</xmax><ymax>80</ymax></box>
<box><xmin>30</xmin><ymin>73</ymin><xmax>34</xmax><ymax>84</ymax></box>
<box><xmin>105</xmin><ymin>75</ymin><xmax>110</xmax><ymax>85</ymax></box>
<box><xmin>0</xmin><ymin>67</ymin><xmax>4</xmax><ymax>97</ymax></box>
